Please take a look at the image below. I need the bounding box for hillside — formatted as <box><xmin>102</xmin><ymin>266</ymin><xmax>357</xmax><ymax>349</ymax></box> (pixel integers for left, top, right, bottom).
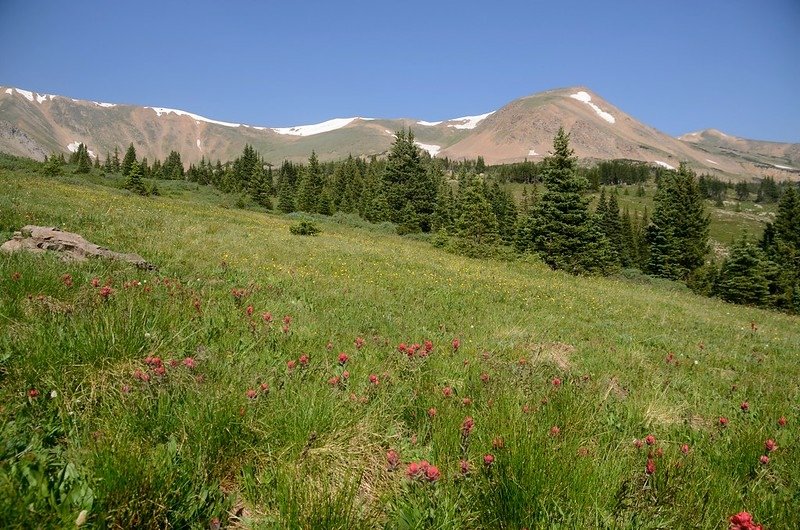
<box><xmin>2</xmin><ymin>85</ymin><xmax>798</xmax><ymax>181</ymax></box>
<box><xmin>1</xmin><ymin>165</ymin><xmax>798</xmax><ymax>528</ymax></box>
<box><xmin>679</xmin><ymin>128</ymin><xmax>800</xmax><ymax>173</ymax></box>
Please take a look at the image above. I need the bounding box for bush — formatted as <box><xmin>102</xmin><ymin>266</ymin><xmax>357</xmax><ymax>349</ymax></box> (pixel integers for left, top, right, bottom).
<box><xmin>289</xmin><ymin>220</ymin><xmax>320</xmax><ymax>236</ymax></box>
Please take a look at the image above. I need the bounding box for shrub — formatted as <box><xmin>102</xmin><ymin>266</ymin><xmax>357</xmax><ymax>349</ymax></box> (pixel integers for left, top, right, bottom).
<box><xmin>289</xmin><ymin>220</ymin><xmax>320</xmax><ymax>236</ymax></box>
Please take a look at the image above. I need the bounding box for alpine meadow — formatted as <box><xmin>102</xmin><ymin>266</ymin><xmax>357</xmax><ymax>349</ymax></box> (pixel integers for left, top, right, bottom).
<box><xmin>2</xmin><ymin>1</ymin><xmax>800</xmax><ymax>528</ymax></box>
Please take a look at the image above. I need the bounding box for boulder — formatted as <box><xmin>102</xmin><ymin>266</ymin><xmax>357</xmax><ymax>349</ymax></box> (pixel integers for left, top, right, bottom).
<box><xmin>1</xmin><ymin>225</ymin><xmax>155</xmax><ymax>270</ymax></box>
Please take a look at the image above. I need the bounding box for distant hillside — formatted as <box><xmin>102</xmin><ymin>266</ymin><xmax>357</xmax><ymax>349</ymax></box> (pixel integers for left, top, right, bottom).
<box><xmin>1</xmin><ymin>85</ymin><xmax>798</xmax><ymax>181</ymax></box>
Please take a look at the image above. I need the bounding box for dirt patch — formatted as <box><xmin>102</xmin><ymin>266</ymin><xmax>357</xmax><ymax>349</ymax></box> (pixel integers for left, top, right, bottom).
<box><xmin>527</xmin><ymin>342</ymin><xmax>576</xmax><ymax>371</ymax></box>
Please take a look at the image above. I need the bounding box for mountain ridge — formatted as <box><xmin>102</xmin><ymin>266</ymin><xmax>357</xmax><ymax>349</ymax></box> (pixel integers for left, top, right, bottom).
<box><xmin>1</xmin><ymin>85</ymin><xmax>798</xmax><ymax>180</ymax></box>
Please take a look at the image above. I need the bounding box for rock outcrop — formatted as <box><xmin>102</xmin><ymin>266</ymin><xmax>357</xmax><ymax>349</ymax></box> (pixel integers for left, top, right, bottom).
<box><xmin>1</xmin><ymin>225</ymin><xmax>155</xmax><ymax>269</ymax></box>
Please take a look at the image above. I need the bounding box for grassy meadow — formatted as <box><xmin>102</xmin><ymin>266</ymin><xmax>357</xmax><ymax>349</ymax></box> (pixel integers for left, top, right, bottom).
<box><xmin>1</xmin><ymin>169</ymin><xmax>799</xmax><ymax>529</ymax></box>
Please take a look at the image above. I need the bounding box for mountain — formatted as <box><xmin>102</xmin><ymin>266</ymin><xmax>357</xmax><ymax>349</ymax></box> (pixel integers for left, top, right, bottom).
<box><xmin>1</xmin><ymin>85</ymin><xmax>797</xmax><ymax>180</ymax></box>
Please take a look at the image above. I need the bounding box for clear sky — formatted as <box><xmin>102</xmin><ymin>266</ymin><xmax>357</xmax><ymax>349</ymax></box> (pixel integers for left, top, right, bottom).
<box><xmin>1</xmin><ymin>0</ymin><xmax>798</xmax><ymax>142</ymax></box>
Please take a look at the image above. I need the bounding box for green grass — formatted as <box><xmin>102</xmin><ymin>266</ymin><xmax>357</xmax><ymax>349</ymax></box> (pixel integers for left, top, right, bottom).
<box><xmin>1</xmin><ymin>170</ymin><xmax>798</xmax><ymax>528</ymax></box>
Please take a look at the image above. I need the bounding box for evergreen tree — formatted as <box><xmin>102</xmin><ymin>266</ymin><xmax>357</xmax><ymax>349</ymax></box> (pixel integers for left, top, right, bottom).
<box><xmin>645</xmin><ymin>163</ymin><xmax>710</xmax><ymax>280</ymax></box>
<box><xmin>602</xmin><ymin>190</ymin><xmax>626</xmax><ymax>266</ymax></box>
<box><xmin>276</xmin><ymin>160</ymin><xmax>299</xmax><ymax>213</ymax></box>
<box><xmin>486</xmin><ymin>181</ymin><xmax>518</xmax><ymax>244</ymax></box>
<box><xmin>162</xmin><ymin>150</ymin><xmax>185</xmax><ymax>180</ymax></box>
<box><xmin>121</xmin><ymin>144</ymin><xmax>137</xmax><ymax>177</ymax></box>
<box><xmin>104</xmin><ymin>152</ymin><xmax>112</xmax><ymax>172</ymax></box>
<box><xmin>453</xmin><ymin>178</ymin><xmax>499</xmax><ymax>254</ymax></box>
<box><xmin>713</xmin><ymin>236</ymin><xmax>771</xmax><ymax>305</ymax></box>
<box><xmin>431</xmin><ymin>181</ymin><xmax>456</xmax><ymax>233</ymax></box>
<box><xmin>383</xmin><ymin>129</ymin><xmax>438</xmax><ymax>232</ymax></box>
<box><xmin>112</xmin><ymin>147</ymin><xmax>121</xmax><ymax>172</ymax></box>
<box><xmin>70</xmin><ymin>143</ymin><xmax>92</xmax><ymax>174</ymax></box>
<box><xmin>761</xmin><ymin>186</ymin><xmax>800</xmax><ymax>311</ymax></box>
<box><xmin>527</xmin><ymin>128</ymin><xmax>615</xmax><ymax>274</ymax></box>
<box><xmin>42</xmin><ymin>153</ymin><xmax>63</xmax><ymax>177</ymax></box>
<box><xmin>124</xmin><ymin>161</ymin><xmax>147</xmax><ymax>195</ymax></box>
<box><xmin>296</xmin><ymin>151</ymin><xmax>324</xmax><ymax>213</ymax></box>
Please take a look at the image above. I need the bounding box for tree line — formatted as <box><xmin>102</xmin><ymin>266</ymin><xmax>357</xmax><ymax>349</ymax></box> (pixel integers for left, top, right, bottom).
<box><xmin>40</xmin><ymin>133</ymin><xmax>800</xmax><ymax>314</ymax></box>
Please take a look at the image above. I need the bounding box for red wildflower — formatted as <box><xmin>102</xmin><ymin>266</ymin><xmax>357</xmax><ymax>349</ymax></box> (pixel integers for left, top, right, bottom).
<box><xmin>462</xmin><ymin>397</ymin><xmax>472</xmax><ymax>406</ymax></box>
<box><xmin>522</xmin><ymin>404</ymin><xmax>530</xmax><ymax>414</ymax></box>
<box><xmin>483</xmin><ymin>454</ymin><xmax>494</xmax><ymax>466</ymax></box>
<box><xmin>518</xmin><ymin>357</ymin><xmax>527</xmax><ymax>365</ymax></box>
<box><xmin>460</xmin><ymin>459</ymin><xmax>471</xmax><ymax>474</ymax></box>
<box><xmin>740</xmin><ymin>401</ymin><xmax>749</xmax><ymax>412</ymax></box>
<box><xmin>91</xmin><ymin>277</ymin><xmax>100</xmax><ymax>287</ymax></box>
<box><xmin>338</xmin><ymin>352</ymin><xmax>349</xmax><ymax>364</ymax></box>
<box><xmin>287</xmin><ymin>360</ymin><xmax>297</xmax><ymax>370</ymax></box>
<box><xmin>11</xmin><ymin>272</ymin><xmax>21</xmax><ymax>281</ymax></box>
<box><xmin>645</xmin><ymin>434</ymin><xmax>656</xmax><ymax>446</ymax></box>
<box><xmin>406</xmin><ymin>462</ymin><xmax>420</xmax><ymax>478</ymax></box>
<box><xmin>492</xmin><ymin>436</ymin><xmax>504</xmax><ymax>449</ymax></box>
<box><xmin>355</xmin><ymin>336</ymin><xmax>365</xmax><ymax>349</ymax></box>
<box><xmin>719</xmin><ymin>417</ymin><xmax>729</xmax><ymax>427</ymax></box>
<box><xmin>183</xmin><ymin>357</ymin><xmax>196</xmax><ymax>369</ymax></box>
<box><xmin>27</xmin><ymin>388</ymin><xmax>40</xmax><ymax>398</ymax></box>
<box><xmin>246</xmin><ymin>389</ymin><xmax>257</xmax><ymax>399</ymax></box>
<box><xmin>729</xmin><ymin>511</ymin><xmax>763</xmax><ymax>530</ymax></box>
<box><xmin>169</xmin><ymin>359</ymin><xmax>179</xmax><ymax>368</ymax></box>
<box><xmin>121</xmin><ymin>384</ymin><xmax>131</xmax><ymax>394</ymax></box>
<box><xmin>133</xmin><ymin>369</ymin><xmax>150</xmax><ymax>382</ymax></box>
<box><xmin>328</xmin><ymin>376</ymin><xmax>340</xmax><ymax>386</ymax></box>
<box><xmin>646</xmin><ymin>458</ymin><xmax>656</xmax><ymax>475</ymax></box>
<box><xmin>386</xmin><ymin>449</ymin><xmax>399</xmax><ymax>471</ymax></box>
<box><xmin>480</xmin><ymin>372</ymin><xmax>490</xmax><ymax>383</ymax></box>
<box><xmin>153</xmin><ymin>365</ymin><xmax>166</xmax><ymax>376</ymax></box>
<box><xmin>283</xmin><ymin>315</ymin><xmax>292</xmax><ymax>325</ymax></box>
<box><xmin>262</xmin><ymin>311</ymin><xmax>273</xmax><ymax>323</ymax></box>
<box><xmin>246</xmin><ymin>305</ymin><xmax>254</xmax><ymax>317</ymax></box>
<box><xmin>633</xmin><ymin>439</ymin><xmax>643</xmax><ymax>449</ymax></box>
<box><xmin>442</xmin><ymin>386</ymin><xmax>453</xmax><ymax>397</ymax></box>
<box><xmin>260</xmin><ymin>383</ymin><xmax>270</xmax><ymax>392</ymax></box>
<box><xmin>777</xmin><ymin>416</ymin><xmax>787</xmax><ymax>427</ymax></box>
<box><xmin>342</xmin><ymin>370</ymin><xmax>350</xmax><ymax>379</ymax></box>
<box><xmin>369</xmin><ymin>374</ymin><xmax>379</xmax><ymax>385</ymax></box>
<box><xmin>409</xmin><ymin>343</ymin><xmax>420</xmax><ymax>355</ymax></box>
<box><xmin>665</xmin><ymin>352</ymin><xmax>674</xmax><ymax>364</ymax></box>
<box><xmin>427</xmin><ymin>407</ymin><xmax>437</xmax><ymax>418</ymax></box>
<box><xmin>425</xmin><ymin>465</ymin><xmax>441</xmax><ymax>482</ymax></box>
<box><xmin>61</xmin><ymin>274</ymin><xmax>73</xmax><ymax>287</ymax></box>
<box><xmin>424</xmin><ymin>340</ymin><xmax>433</xmax><ymax>353</ymax></box>
<box><xmin>759</xmin><ymin>455</ymin><xmax>769</xmax><ymax>465</ymax></box>
<box><xmin>98</xmin><ymin>285</ymin><xmax>114</xmax><ymax>299</ymax></box>
<box><xmin>397</xmin><ymin>342</ymin><xmax>407</xmax><ymax>353</ymax></box>
<box><xmin>551</xmin><ymin>377</ymin><xmax>562</xmax><ymax>387</ymax></box>
<box><xmin>549</xmin><ymin>426</ymin><xmax>561</xmax><ymax>437</ymax></box>
<box><xmin>461</xmin><ymin>416</ymin><xmax>475</xmax><ymax>437</ymax></box>
<box><xmin>452</xmin><ymin>337</ymin><xmax>460</xmax><ymax>351</ymax></box>
<box><xmin>681</xmin><ymin>444</ymin><xmax>690</xmax><ymax>455</ymax></box>
<box><xmin>298</xmin><ymin>354</ymin><xmax>309</xmax><ymax>366</ymax></box>
<box><xmin>281</xmin><ymin>324</ymin><xmax>290</xmax><ymax>333</ymax></box>
<box><xmin>193</xmin><ymin>298</ymin><xmax>202</xmax><ymax>313</ymax></box>
<box><xmin>765</xmin><ymin>439</ymin><xmax>777</xmax><ymax>452</ymax></box>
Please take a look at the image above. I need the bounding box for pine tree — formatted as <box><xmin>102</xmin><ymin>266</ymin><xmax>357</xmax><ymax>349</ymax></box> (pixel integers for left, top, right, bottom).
<box><xmin>121</xmin><ymin>144</ymin><xmax>137</xmax><ymax>177</ymax></box>
<box><xmin>761</xmin><ymin>186</ymin><xmax>800</xmax><ymax>311</ymax></box>
<box><xmin>42</xmin><ymin>153</ymin><xmax>63</xmax><ymax>177</ymax></box>
<box><xmin>162</xmin><ymin>150</ymin><xmax>185</xmax><ymax>180</ymax></box>
<box><xmin>383</xmin><ymin>129</ymin><xmax>437</xmax><ymax>232</ymax></box>
<box><xmin>713</xmin><ymin>236</ymin><xmax>770</xmax><ymax>305</ymax></box>
<box><xmin>276</xmin><ymin>160</ymin><xmax>299</xmax><ymax>213</ymax></box>
<box><xmin>72</xmin><ymin>143</ymin><xmax>92</xmax><ymax>174</ymax></box>
<box><xmin>646</xmin><ymin>163</ymin><xmax>710</xmax><ymax>280</ymax></box>
<box><xmin>453</xmin><ymin>178</ymin><xmax>499</xmax><ymax>254</ymax></box>
<box><xmin>124</xmin><ymin>161</ymin><xmax>147</xmax><ymax>195</ymax></box>
<box><xmin>296</xmin><ymin>151</ymin><xmax>323</xmax><ymax>213</ymax></box>
<box><xmin>528</xmin><ymin>128</ymin><xmax>615</xmax><ymax>274</ymax></box>
<box><xmin>104</xmin><ymin>152</ymin><xmax>112</xmax><ymax>172</ymax></box>
<box><xmin>112</xmin><ymin>147</ymin><xmax>121</xmax><ymax>172</ymax></box>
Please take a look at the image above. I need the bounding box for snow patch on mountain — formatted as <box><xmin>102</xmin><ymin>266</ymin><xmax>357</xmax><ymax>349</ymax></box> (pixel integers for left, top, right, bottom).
<box><xmin>705</xmin><ymin>159</ymin><xmax>719</xmax><ymax>165</ymax></box>
<box><xmin>569</xmin><ymin>91</ymin><xmax>616</xmax><ymax>124</ymax></box>
<box><xmin>528</xmin><ymin>149</ymin><xmax>540</xmax><ymax>156</ymax></box>
<box><xmin>414</xmin><ymin>141</ymin><xmax>441</xmax><ymax>156</ymax></box>
<box><xmin>417</xmin><ymin>120</ymin><xmax>443</xmax><ymax>126</ymax></box>
<box><xmin>271</xmin><ymin>117</ymin><xmax>365</xmax><ymax>136</ymax></box>
<box><xmin>4</xmin><ymin>88</ymin><xmax>11</xmax><ymax>95</ymax></box>
<box><xmin>773</xmin><ymin>164</ymin><xmax>796</xmax><ymax>170</ymax></box>
<box><xmin>94</xmin><ymin>101</ymin><xmax>117</xmax><ymax>108</ymax></box>
<box><xmin>654</xmin><ymin>160</ymin><xmax>675</xmax><ymax>170</ymax></box>
<box><xmin>147</xmin><ymin>107</ymin><xmax>242</xmax><ymax>128</ymax></box>
<box><xmin>447</xmin><ymin>111</ymin><xmax>495</xmax><ymax>130</ymax></box>
<box><xmin>196</xmin><ymin>139</ymin><xmax>202</xmax><ymax>151</ymax></box>
<box><xmin>67</xmin><ymin>141</ymin><xmax>96</xmax><ymax>159</ymax></box>
<box><xmin>36</xmin><ymin>93</ymin><xmax>50</xmax><ymax>104</ymax></box>
<box><xmin>16</xmin><ymin>89</ymin><xmax>35</xmax><ymax>102</ymax></box>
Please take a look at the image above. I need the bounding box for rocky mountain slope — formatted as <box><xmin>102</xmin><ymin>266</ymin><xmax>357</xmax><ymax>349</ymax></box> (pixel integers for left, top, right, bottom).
<box><xmin>1</xmin><ymin>85</ymin><xmax>797</xmax><ymax>180</ymax></box>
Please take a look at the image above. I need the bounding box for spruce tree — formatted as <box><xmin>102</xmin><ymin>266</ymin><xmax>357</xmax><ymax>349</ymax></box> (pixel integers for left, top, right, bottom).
<box><xmin>713</xmin><ymin>236</ymin><xmax>770</xmax><ymax>305</ymax></box>
<box><xmin>124</xmin><ymin>161</ymin><xmax>147</xmax><ymax>195</ymax></box>
<box><xmin>454</xmin><ymin>178</ymin><xmax>499</xmax><ymax>254</ymax></box>
<box><xmin>646</xmin><ymin>163</ymin><xmax>710</xmax><ymax>280</ymax></box>
<box><xmin>528</xmin><ymin>128</ymin><xmax>615</xmax><ymax>274</ymax></box>
<box><xmin>296</xmin><ymin>151</ymin><xmax>323</xmax><ymax>213</ymax></box>
<box><xmin>383</xmin><ymin>129</ymin><xmax>437</xmax><ymax>232</ymax></box>
<box><xmin>43</xmin><ymin>153</ymin><xmax>63</xmax><ymax>177</ymax></box>
<box><xmin>121</xmin><ymin>144</ymin><xmax>137</xmax><ymax>177</ymax></box>
<box><xmin>112</xmin><ymin>147</ymin><xmax>121</xmax><ymax>172</ymax></box>
<box><xmin>72</xmin><ymin>143</ymin><xmax>92</xmax><ymax>174</ymax></box>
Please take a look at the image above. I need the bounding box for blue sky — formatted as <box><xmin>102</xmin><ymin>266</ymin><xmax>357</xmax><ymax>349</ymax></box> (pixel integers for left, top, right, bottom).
<box><xmin>1</xmin><ymin>0</ymin><xmax>798</xmax><ymax>141</ymax></box>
